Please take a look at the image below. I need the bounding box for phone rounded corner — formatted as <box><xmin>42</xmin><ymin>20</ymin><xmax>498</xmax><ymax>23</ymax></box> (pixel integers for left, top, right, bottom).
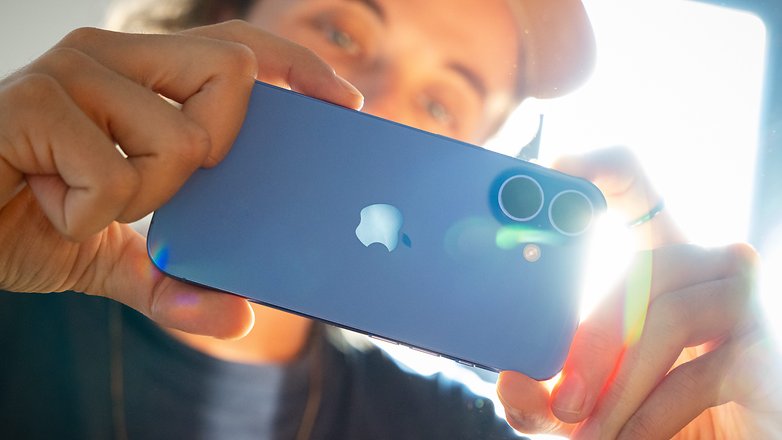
<box><xmin>145</xmin><ymin>223</ymin><xmax>170</xmax><ymax>275</ymax></box>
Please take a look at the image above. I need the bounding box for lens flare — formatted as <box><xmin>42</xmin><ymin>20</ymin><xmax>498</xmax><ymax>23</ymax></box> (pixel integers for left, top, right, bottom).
<box><xmin>149</xmin><ymin>241</ymin><xmax>170</xmax><ymax>271</ymax></box>
<box><xmin>623</xmin><ymin>250</ymin><xmax>653</xmax><ymax>346</ymax></box>
<box><xmin>495</xmin><ymin>224</ymin><xmax>563</xmax><ymax>250</ymax></box>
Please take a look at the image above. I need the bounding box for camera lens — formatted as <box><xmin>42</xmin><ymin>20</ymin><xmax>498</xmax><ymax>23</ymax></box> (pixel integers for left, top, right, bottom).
<box><xmin>498</xmin><ymin>175</ymin><xmax>544</xmax><ymax>221</ymax></box>
<box><xmin>548</xmin><ymin>190</ymin><xmax>594</xmax><ymax>236</ymax></box>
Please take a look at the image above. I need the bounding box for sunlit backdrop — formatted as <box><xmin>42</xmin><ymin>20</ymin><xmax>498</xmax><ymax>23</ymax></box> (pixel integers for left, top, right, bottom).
<box><xmin>382</xmin><ymin>1</ymin><xmax>773</xmax><ymax>437</ymax></box>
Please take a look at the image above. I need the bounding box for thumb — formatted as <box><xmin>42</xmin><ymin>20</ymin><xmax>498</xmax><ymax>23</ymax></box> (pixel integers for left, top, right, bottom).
<box><xmin>77</xmin><ymin>224</ymin><xmax>255</xmax><ymax>339</ymax></box>
<box><xmin>496</xmin><ymin>370</ymin><xmax>575</xmax><ymax>436</ymax></box>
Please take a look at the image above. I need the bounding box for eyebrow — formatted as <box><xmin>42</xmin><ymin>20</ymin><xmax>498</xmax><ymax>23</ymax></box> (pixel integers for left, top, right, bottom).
<box><xmin>447</xmin><ymin>63</ymin><xmax>488</xmax><ymax>100</ymax></box>
<box><xmin>349</xmin><ymin>0</ymin><xmax>386</xmax><ymax>22</ymax></box>
<box><xmin>346</xmin><ymin>0</ymin><xmax>485</xmax><ymax>100</ymax></box>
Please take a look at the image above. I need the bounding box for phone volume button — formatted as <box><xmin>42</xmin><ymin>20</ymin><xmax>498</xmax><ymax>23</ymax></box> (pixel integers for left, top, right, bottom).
<box><xmin>410</xmin><ymin>346</ymin><xmax>440</xmax><ymax>358</ymax></box>
<box><xmin>456</xmin><ymin>359</ymin><xmax>475</xmax><ymax>368</ymax></box>
<box><xmin>369</xmin><ymin>334</ymin><xmax>398</xmax><ymax>345</ymax></box>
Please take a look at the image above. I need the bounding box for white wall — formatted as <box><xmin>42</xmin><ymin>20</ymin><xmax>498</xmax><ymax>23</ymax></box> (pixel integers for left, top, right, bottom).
<box><xmin>0</xmin><ymin>0</ymin><xmax>111</xmax><ymax>77</ymax></box>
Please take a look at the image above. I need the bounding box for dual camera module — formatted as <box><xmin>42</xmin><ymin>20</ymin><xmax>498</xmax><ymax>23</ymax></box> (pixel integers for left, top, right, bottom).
<box><xmin>498</xmin><ymin>175</ymin><xmax>594</xmax><ymax>236</ymax></box>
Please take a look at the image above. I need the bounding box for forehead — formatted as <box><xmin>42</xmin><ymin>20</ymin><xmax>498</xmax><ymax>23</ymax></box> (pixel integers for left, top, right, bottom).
<box><xmin>383</xmin><ymin>0</ymin><xmax>520</xmax><ymax>99</ymax></box>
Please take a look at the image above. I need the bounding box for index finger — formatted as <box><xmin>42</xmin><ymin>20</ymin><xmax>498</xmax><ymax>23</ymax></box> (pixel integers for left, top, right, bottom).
<box><xmin>183</xmin><ymin>20</ymin><xmax>365</xmax><ymax>113</ymax></box>
<box><xmin>56</xmin><ymin>26</ymin><xmax>256</xmax><ymax>169</ymax></box>
<box><xmin>58</xmin><ymin>22</ymin><xmax>363</xmax><ymax>168</ymax></box>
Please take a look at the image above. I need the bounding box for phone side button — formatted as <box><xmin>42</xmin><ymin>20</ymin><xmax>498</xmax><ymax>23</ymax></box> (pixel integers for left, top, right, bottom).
<box><xmin>369</xmin><ymin>335</ymin><xmax>398</xmax><ymax>345</ymax></box>
<box><xmin>410</xmin><ymin>346</ymin><xmax>440</xmax><ymax>358</ymax></box>
<box><xmin>455</xmin><ymin>359</ymin><xmax>475</xmax><ymax>368</ymax></box>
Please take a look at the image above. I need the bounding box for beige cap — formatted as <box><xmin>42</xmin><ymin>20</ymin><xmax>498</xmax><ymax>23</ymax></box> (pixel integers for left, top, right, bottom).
<box><xmin>509</xmin><ymin>0</ymin><xmax>596</xmax><ymax>99</ymax></box>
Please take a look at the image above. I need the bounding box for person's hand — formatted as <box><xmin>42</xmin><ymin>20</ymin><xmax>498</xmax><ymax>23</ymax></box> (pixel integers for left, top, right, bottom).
<box><xmin>495</xmin><ymin>147</ymin><xmax>782</xmax><ymax>438</ymax></box>
<box><xmin>0</xmin><ymin>21</ymin><xmax>363</xmax><ymax>339</ymax></box>
<box><xmin>497</xmin><ymin>243</ymin><xmax>782</xmax><ymax>439</ymax></box>
<box><xmin>552</xmin><ymin>146</ymin><xmax>684</xmax><ymax>249</ymax></box>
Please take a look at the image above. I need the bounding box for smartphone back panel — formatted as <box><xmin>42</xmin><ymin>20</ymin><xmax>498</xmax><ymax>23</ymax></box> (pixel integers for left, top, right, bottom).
<box><xmin>147</xmin><ymin>82</ymin><xmax>605</xmax><ymax>379</ymax></box>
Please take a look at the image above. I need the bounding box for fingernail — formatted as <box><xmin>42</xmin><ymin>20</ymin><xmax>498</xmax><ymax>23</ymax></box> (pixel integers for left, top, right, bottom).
<box><xmin>505</xmin><ymin>408</ymin><xmax>558</xmax><ymax>434</ymax></box>
<box><xmin>335</xmin><ymin>75</ymin><xmax>364</xmax><ymax>108</ymax></box>
<box><xmin>552</xmin><ymin>373</ymin><xmax>587</xmax><ymax>417</ymax></box>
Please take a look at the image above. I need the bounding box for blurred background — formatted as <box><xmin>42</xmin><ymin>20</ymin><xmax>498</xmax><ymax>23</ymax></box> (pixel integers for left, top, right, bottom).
<box><xmin>0</xmin><ymin>0</ymin><xmax>110</xmax><ymax>77</ymax></box>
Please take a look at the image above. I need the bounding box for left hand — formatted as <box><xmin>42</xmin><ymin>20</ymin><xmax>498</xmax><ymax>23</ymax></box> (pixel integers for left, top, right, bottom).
<box><xmin>494</xmin><ymin>148</ymin><xmax>782</xmax><ymax>439</ymax></box>
<box><xmin>498</xmin><ymin>243</ymin><xmax>779</xmax><ymax>439</ymax></box>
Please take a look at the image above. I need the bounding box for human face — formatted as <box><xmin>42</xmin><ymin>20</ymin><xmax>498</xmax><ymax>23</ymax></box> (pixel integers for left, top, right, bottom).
<box><xmin>245</xmin><ymin>0</ymin><xmax>519</xmax><ymax>143</ymax></box>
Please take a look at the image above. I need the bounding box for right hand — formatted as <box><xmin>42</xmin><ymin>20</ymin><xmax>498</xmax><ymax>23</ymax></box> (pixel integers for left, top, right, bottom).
<box><xmin>0</xmin><ymin>21</ymin><xmax>363</xmax><ymax>339</ymax></box>
<box><xmin>498</xmin><ymin>147</ymin><xmax>782</xmax><ymax>438</ymax></box>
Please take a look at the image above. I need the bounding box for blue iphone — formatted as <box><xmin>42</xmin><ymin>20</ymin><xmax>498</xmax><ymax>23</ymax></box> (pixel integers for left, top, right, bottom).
<box><xmin>147</xmin><ymin>81</ymin><xmax>605</xmax><ymax>379</ymax></box>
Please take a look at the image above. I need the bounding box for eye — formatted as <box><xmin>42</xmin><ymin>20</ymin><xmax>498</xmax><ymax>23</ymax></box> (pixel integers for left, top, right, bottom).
<box><xmin>420</xmin><ymin>95</ymin><xmax>455</xmax><ymax>128</ymax></box>
<box><xmin>323</xmin><ymin>23</ymin><xmax>361</xmax><ymax>55</ymax></box>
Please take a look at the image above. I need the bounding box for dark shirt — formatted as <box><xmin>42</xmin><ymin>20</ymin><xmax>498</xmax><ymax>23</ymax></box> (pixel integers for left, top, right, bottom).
<box><xmin>0</xmin><ymin>291</ymin><xmax>524</xmax><ymax>439</ymax></box>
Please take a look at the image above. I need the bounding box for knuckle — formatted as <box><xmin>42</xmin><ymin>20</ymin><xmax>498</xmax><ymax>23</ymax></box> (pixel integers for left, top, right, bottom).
<box><xmin>221</xmin><ymin>41</ymin><xmax>258</xmax><ymax>78</ymax></box>
<box><xmin>106</xmin><ymin>163</ymin><xmax>141</xmax><ymax>203</ymax></box>
<box><xmin>36</xmin><ymin>46</ymin><xmax>91</xmax><ymax>78</ymax></box>
<box><xmin>725</xmin><ymin>242</ymin><xmax>760</xmax><ymax>275</ymax></box>
<box><xmin>5</xmin><ymin>73</ymin><xmax>63</xmax><ymax>105</ymax></box>
<box><xmin>176</xmin><ymin>123</ymin><xmax>211</xmax><ymax>168</ymax></box>
<box><xmin>184</xmin><ymin>20</ymin><xmax>258</xmax><ymax>79</ymax></box>
<box><xmin>58</xmin><ymin>27</ymin><xmax>104</xmax><ymax>49</ymax></box>
<box><xmin>594</xmin><ymin>145</ymin><xmax>638</xmax><ymax>169</ymax></box>
<box><xmin>611</xmin><ymin>144</ymin><xmax>639</xmax><ymax>163</ymax></box>
<box><xmin>3</xmin><ymin>74</ymin><xmax>74</xmax><ymax>130</ymax></box>
<box><xmin>221</xmin><ymin>19</ymin><xmax>252</xmax><ymax>33</ymax></box>
<box><xmin>227</xmin><ymin>19</ymin><xmax>262</xmax><ymax>40</ymax></box>
<box><xmin>81</xmin><ymin>162</ymin><xmax>141</xmax><ymax>226</ymax></box>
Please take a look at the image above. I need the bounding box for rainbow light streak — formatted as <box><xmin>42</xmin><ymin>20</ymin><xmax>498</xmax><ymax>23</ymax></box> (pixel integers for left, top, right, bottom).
<box><xmin>149</xmin><ymin>241</ymin><xmax>170</xmax><ymax>272</ymax></box>
<box><xmin>623</xmin><ymin>250</ymin><xmax>653</xmax><ymax>346</ymax></box>
<box><xmin>495</xmin><ymin>224</ymin><xmax>563</xmax><ymax>250</ymax></box>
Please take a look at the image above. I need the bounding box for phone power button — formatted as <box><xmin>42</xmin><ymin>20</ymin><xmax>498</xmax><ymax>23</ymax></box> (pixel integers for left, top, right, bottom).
<box><xmin>369</xmin><ymin>334</ymin><xmax>398</xmax><ymax>345</ymax></box>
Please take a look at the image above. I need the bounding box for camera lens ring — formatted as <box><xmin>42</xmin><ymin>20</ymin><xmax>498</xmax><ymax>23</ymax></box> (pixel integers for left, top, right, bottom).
<box><xmin>498</xmin><ymin>175</ymin><xmax>544</xmax><ymax>222</ymax></box>
<box><xmin>548</xmin><ymin>189</ymin><xmax>594</xmax><ymax>236</ymax></box>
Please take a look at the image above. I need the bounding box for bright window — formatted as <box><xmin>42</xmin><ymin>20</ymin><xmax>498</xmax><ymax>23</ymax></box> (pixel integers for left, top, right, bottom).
<box><xmin>383</xmin><ymin>1</ymin><xmax>770</xmax><ymax>435</ymax></box>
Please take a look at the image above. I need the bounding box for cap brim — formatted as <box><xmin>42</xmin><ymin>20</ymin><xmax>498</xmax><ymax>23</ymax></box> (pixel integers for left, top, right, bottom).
<box><xmin>511</xmin><ymin>0</ymin><xmax>596</xmax><ymax>99</ymax></box>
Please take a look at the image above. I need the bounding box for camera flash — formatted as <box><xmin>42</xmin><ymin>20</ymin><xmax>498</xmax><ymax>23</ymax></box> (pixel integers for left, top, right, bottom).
<box><xmin>523</xmin><ymin>244</ymin><xmax>541</xmax><ymax>262</ymax></box>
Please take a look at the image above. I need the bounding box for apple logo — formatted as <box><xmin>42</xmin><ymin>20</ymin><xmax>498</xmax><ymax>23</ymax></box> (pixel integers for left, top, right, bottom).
<box><xmin>355</xmin><ymin>204</ymin><xmax>409</xmax><ymax>251</ymax></box>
